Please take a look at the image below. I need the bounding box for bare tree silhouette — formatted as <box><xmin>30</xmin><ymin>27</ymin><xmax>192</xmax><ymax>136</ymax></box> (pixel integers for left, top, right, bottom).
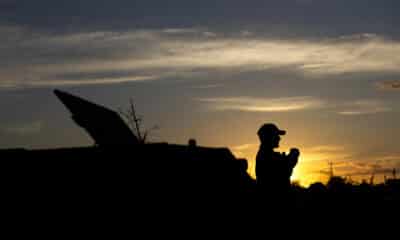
<box><xmin>119</xmin><ymin>98</ymin><xmax>158</xmax><ymax>144</ymax></box>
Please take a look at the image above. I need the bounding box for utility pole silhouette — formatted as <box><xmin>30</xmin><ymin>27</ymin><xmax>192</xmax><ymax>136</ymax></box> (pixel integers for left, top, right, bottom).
<box><xmin>328</xmin><ymin>161</ymin><xmax>334</xmax><ymax>178</ymax></box>
<box><xmin>320</xmin><ymin>161</ymin><xmax>335</xmax><ymax>183</ymax></box>
<box><xmin>369</xmin><ymin>172</ymin><xmax>375</xmax><ymax>185</ymax></box>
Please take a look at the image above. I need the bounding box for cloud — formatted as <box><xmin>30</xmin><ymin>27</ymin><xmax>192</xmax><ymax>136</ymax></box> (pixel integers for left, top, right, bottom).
<box><xmin>301</xmin><ymin>145</ymin><xmax>351</xmax><ymax>163</ymax></box>
<box><xmin>350</xmin><ymin>152</ymin><xmax>400</xmax><ymax>164</ymax></box>
<box><xmin>3</xmin><ymin>122</ymin><xmax>42</xmax><ymax>135</ymax></box>
<box><xmin>232</xmin><ymin>143</ymin><xmax>258</xmax><ymax>151</ymax></box>
<box><xmin>197</xmin><ymin>96</ymin><xmax>325</xmax><ymax>112</ymax></box>
<box><xmin>190</xmin><ymin>84</ymin><xmax>224</xmax><ymax>89</ymax></box>
<box><xmin>3</xmin><ymin>26</ymin><xmax>400</xmax><ymax>89</ymax></box>
<box><xmin>239</xmin><ymin>30</ymin><xmax>253</xmax><ymax>37</ymax></box>
<box><xmin>7</xmin><ymin>76</ymin><xmax>158</xmax><ymax>89</ymax></box>
<box><xmin>376</xmin><ymin>80</ymin><xmax>400</xmax><ymax>90</ymax></box>
<box><xmin>336</xmin><ymin>100</ymin><xmax>390</xmax><ymax>115</ymax></box>
<box><xmin>378</xmin><ymin>155</ymin><xmax>400</xmax><ymax>162</ymax></box>
<box><xmin>3</xmin><ymin>1</ymin><xmax>400</xmax><ymax>37</ymax></box>
<box><xmin>197</xmin><ymin>96</ymin><xmax>390</xmax><ymax>115</ymax></box>
<box><xmin>342</xmin><ymin>161</ymin><xmax>397</xmax><ymax>177</ymax></box>
<box><xmin>307</xmin><ymin>145</ymin><xmax>346</xmax><ymax>153</ymax></box>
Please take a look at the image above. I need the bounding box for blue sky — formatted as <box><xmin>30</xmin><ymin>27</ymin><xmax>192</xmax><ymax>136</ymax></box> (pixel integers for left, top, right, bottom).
<box><xmin>1</xmin><ymin>0</ymin><xmax>400</xmax><ymax>185</ymax></box>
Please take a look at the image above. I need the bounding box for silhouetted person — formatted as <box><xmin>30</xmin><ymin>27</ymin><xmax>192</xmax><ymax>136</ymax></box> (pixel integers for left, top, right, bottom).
<box><xmin>255</xmin><ymin>123</ymin><xmax>299</xmax><ymax>196</ymax></box>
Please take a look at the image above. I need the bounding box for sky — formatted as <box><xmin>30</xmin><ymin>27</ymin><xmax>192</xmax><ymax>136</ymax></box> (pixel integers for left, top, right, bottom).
<box><xmin>1</xmin><ymin>0</ymin><xmax>400</xmax><ymax>186</ymax></box>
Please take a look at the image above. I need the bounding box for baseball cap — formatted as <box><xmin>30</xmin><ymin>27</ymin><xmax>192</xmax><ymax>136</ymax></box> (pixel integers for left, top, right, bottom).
<box><xmin>257</xmin><ymin>123</ymin><xmax>286</xmax><ymax>137</ymax></box>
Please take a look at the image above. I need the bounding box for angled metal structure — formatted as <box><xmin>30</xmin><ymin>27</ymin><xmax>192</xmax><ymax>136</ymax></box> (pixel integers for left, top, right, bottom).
<box><xmin>54</xmin><ymin>89</ymin><xmax>139</xmax><ymax>146</ymax></box>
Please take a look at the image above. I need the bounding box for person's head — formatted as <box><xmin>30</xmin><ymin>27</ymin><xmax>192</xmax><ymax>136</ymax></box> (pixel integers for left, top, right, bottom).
<box><xmin>257</xmin><ymin>123</ymin><xmax>286</xmax><ymax>149</ymax></box>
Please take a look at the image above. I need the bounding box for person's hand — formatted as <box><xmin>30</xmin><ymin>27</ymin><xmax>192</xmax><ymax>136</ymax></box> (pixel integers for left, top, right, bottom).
<box><xmin>288</xmin><ymin>148</ymin><xmax>299</xmax><ymax>167</ymax></box>
<box><xmin>289</xmin><ymin>148</ymin><xmax>300</xmax><ymax>159</ymax></box>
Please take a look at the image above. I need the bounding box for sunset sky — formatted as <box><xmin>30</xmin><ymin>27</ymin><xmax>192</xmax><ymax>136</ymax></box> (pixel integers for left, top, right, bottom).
<box><xmin>1</xmin><ymin>0</ymin><xmax>400</xmax><ymax>186</ymax></box>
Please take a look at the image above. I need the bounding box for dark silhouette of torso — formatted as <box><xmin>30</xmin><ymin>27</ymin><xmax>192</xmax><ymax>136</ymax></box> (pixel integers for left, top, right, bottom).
<box><xmin>256</xmin><ymin>145</ymin><xmax>295</xmax><ymax>193</ymax></box>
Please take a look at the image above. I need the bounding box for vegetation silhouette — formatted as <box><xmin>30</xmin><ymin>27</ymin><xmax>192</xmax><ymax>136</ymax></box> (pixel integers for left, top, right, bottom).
<box><xmin>118</xmin><ymin>98</ymin><xmax>159</xmax><ymax>144</ymax></box>
<box><xmin>1</xmin><ymin>89</ymin><xmax>400</xmax><ymax>216</ymax></box>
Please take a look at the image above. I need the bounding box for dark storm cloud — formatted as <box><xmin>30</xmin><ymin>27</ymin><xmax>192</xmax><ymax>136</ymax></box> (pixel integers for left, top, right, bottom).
<box><xmin>2</xmin><ymin>1</ymin><xmax>400</xmax><ymax>38</ymax></box>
